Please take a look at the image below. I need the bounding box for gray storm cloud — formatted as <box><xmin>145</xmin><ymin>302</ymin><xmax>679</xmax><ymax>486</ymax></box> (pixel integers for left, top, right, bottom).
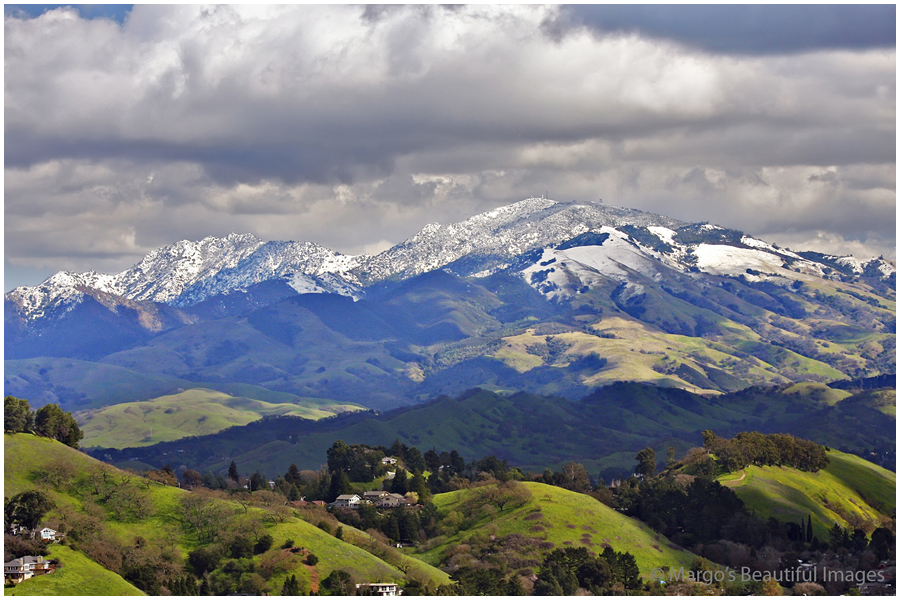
<box><xmin>4</xmin><ymin>4</ymin><xmax>895</xmax><ymax>289</ymax></box>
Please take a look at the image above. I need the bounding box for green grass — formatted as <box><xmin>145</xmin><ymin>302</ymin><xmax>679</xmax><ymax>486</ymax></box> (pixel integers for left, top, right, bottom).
<box><xmin>781</xmin><ymin>382</ymin><xmax>852</xmax><ymax>406</ymax></box>
<box><xmin>5</xmin><ymin>432</ymin><xmax>447</xmax><ymax>592</ymax></box>
<box><xmin>5</xmin><ymin>545</ymin><xmax>144</xmax><ymax>596</ymax></box>
<box><xmin>719</xmin><ymin>450</ymin><xmax>895</xmax><ymax>538</ymax></box>
<box><xmin>417</xmin><ymin>482</ymin><xmax>697</xmax><ymax>575</ymax></box>
<box><xmin>76</xmin><ymin>388</ymin><xmax>362</xmax><ymax>448</ymax></box>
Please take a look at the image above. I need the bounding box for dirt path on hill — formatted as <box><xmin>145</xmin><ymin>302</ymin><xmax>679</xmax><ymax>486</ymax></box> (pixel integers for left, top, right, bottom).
<box><xmin>722</xmin><ymin>469</ymin><xmax>746</xmax><ymax>487</ymax></box>
<box><xmin>303</xmin><ymin>563</ymin><xmax>319</xmax><ymax>594</ymax></box>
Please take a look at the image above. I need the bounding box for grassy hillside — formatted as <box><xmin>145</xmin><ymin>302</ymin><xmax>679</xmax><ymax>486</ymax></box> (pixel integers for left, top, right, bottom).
<box><xmin>719</xmin><ymin>450</ymin><xmax>895</xmax><ymax>539</ymax></box>
<box><xmin>76</xmin><ymin>388</ymin><xmax>362</xmax><ymax>448</ymax></box>
<box><xmin>5</xmin><ymin>545</ymin><xmax>144</xmax><ymax>596</ymax></box>
<box><xmin>99</xmin><ymin>383</ymin><xmax>895</xmax><ymax>482</ymax></box>
<box><xmin>416</xmin><ymin>482</ymin><xmax>697</xmax><ymax>575</ymax></box>
<box><xmin>4</xmin><ymin>433</ymin><xmax>448</xmax><ymax>594</ymax></box>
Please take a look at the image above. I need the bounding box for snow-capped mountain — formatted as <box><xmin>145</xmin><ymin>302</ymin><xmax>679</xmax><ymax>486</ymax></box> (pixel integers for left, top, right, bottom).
<box><xmin>6</xmin><ymin>198</ymin><xmax>895</xmax><ymax>325</ymax></box>
<box><xmin>350</xmin><ymin>198</ymin><xmax>686</xmax><ymax>283</ymax></box>
<box><xmin>7</xmin><ymin>233</ymin><xmax>264</xmax><ymax>320</ymax></box>
<box><xmin>172</xmin><ymin>240</ymin><xmax>365</xmax><ymax>307</ymax></box>
<box><xmin>5</xmin><ymin>197</ymin><xmax>895</xmax><ymax>411</ymax></box>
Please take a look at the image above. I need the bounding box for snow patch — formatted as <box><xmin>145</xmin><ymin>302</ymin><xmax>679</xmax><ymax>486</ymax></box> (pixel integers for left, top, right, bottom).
<box><xmin>694</xmin><ymin>244</ymin><xmax>784</xmax><ymax>276</ymax></box>
<box><xmin>648</xmin><ymin>226</ymin><xmax>677</xmax><ymax>245</ymax></box>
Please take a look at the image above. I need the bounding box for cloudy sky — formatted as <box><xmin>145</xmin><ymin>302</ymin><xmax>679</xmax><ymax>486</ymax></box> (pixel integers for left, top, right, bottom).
<box><xmin>4</xmin><ymin>4</ymin><xmax>896</xmax><ymax>291</ymax></box>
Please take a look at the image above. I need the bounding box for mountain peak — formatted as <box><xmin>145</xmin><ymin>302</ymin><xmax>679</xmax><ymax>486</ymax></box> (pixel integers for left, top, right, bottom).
<box><xmin>6</xmin><ymin>198</ymin><xmax>894</xmax><ymax>324</ymax></box>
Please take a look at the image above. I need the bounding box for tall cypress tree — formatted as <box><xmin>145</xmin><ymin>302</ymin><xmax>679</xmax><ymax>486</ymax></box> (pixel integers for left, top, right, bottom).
<box><xmin>806</xmin><ymin>514</ymin><xmax>813</xmax><ymax>543</ymax></box>
<box><xmin>228</xmin><ymin>460</ymin><xmax>240</xmax><ymax>483</ymax></box>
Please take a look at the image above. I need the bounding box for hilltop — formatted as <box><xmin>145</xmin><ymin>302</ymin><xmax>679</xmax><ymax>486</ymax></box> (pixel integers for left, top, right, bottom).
<box><xmin>719</xmin><ymin>449</ymin><xmax>895</xmax><ymax>539</ymax></box>
<box><xmin>415</xmin><ymin>481</ymin><xmax>698</xmax><ymax>575</ymax></box>
<box><xmin>76</xmin><ymin>388</ymin><xmax>362</xmax><ymax>449</ymax></box>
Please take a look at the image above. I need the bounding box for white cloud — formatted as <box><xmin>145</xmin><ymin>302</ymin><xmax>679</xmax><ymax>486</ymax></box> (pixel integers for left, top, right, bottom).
<box><xmin>4</xmin><ymin>5</ymin><xmax>894</xmax><ymax>287</ymax></box>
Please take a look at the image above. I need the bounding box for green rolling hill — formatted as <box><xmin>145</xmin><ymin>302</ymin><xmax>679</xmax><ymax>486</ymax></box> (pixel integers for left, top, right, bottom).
<box><xmin>718</xmin><ymin>450</ymin><xmax>895</xmax><ymax>539</ymax></box>
<box><xmin>95</xmin><ymin>382</ymin><xmax>895</xmax><ymax>483</ymax></box>
<box><xmin>4</xmin><ymin>433</ymin><xmax>450</xmax><ymax>595</ymax></box>
<box><xmin>75</xmin><ymin>388</ymin><xmax>362</xmax><ymax>448</ymax></box>
<box><xmin>4</xmin><ymin>545</ymin><xmax>145</xmax><ymax>596</ymax></box>
<box><xmin>414</xmin><ymin>481</ymin><xmax>698</xmax><ymax>575</ymax></box>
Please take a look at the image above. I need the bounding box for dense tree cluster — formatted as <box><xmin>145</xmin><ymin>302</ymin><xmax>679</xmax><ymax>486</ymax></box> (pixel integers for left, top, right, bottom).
<box><xmin>613</xmin><ymin>475</ymin><xmax>750</xmax><ymax>547</ymax></box>
<box><xmin>702</xmin><ymin>430</ymin><xmax>830</xmax><ymax>473</ymax></box>
<box><xmin>4</xmin><ymin>396</ymin><xmax>83</xmax><ymax>449</ymax></box>
<box><xmin>534</xmin><ymin>546</ymin><xmax>641</xmax><ymax>595</ymax></box>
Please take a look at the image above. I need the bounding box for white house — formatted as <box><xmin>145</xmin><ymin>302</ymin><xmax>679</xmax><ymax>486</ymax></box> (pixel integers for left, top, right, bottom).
<box><xmin>39</xmin><ymin>528</ymin><xmax>59</xmax><ymax>542</ymax></box>
<box><xmin>381</xmin><ymin>457</ymin><xmax>398</xmax><ymax>465</ymax></box>
<box><xmin>331</xmin><ymin>494</ymin><xmax>361</xmax><ymax>509</ymax></box>
<box><xmin>356</xmin><ymin>582</ymin><xmax>402</xmax><ymax>596</ymax></box>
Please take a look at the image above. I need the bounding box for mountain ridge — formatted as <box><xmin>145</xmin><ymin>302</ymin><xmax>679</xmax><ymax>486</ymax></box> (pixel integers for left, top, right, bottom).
<box><xmin>5</xmin><ymin>197</ymin><xmax>895</xmax><ymax>412</ymax></box>
<box><xmin>15</xmin><ymin>197</ymin><xmax>888</xmax><ymax>323</ymax></box>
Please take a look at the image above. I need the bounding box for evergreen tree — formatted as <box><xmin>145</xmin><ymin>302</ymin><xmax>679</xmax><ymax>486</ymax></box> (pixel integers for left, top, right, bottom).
<box><xmin>618</xmin><ymin>551</ymin><xmax>641</xmax><ymax>590</ymax></box>
<box><xmin>281</xmin><ymin>574</ymin><xmax>300</xmax><ymax>596</ymax></box>
<box><xmin>228</xmin><ymin>461</ymin><xmax>240</xmax><ymax>483</ymax></box>
<box><xmin>410</xmin><ymin>471</ymin><xmax>429</xmax><ymax>502</ymax></box>
<box><xmin>288</xmin><ymin>484</ymin><xmax>302</xmax><ymax>501</ymax></box>
<box><xmin>449</xmin><ymin>450</ymin><xmax>465</xmax><ymax>474</ymax></box>
<box><xmin>405</xmin><ymin>447</ymin><xmax>427</xmax><ymax>473</ymax></box>
<box><xmin>384</xmin><ymin>512</ymin><xmax>401</xmax><ymax>542</ymax></box>
<box><xmin>249</xmin><ymin>470</ymin><xmax>265</xmax><ymax>491</ymax></box>
<box><xmin>285</xmin><ymin>463</ymin><xmax>302</xmax><ymax>485</ymax></box>
<box><xmin>806</xmin><ymin>514</ymin><xmax>813</xmax><ymax>543</ymax></box>
<box><xmin>389</xmin><ymin>439</ymin><xmax>407</xmax><ymax>461</ymax></box>
<box><xmin>328</xmin><ymin>470</ymin><xmax>351</xmax><ymax>500</ymax></box>
<box><xmin>326</xmin><ymin>440</ymin><xmax>352</xmax><ymax>474</ymax></box>
<box><xmin>391</xmin><ymin>469</ymin><xmax>408</xmax><ymax>495</ymax></box>
<box><xmin>634</xmin><ymin>447</ymin><xmax>657</xmax><ymax>478</ymax></box>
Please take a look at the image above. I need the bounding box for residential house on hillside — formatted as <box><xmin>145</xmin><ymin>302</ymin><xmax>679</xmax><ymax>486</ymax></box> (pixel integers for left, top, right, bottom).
<box><xmin>356</xmin><ymin>582</ymin><xmax>402</xmax><ymax>596</ymax></box>
<box><xmin>381</xmin><ymin>457</ymin><xmax>398</xmax><ymax>466</ymax></box>
<box><xmin>363</xmin><ymin>490</ymin><xmax>389</xmax><ymax>503</ymax></box>
<box><xmin>375</xmin><ymin>493</ymin><xmax>407</xmax><ymax>509</ymax></box>
<box><xmin>39</xmin><ymin>527</ymin><xmax>60</xmax><ymax>542</ymax></box>
<box><xmin>4</xmin><ymin>555</ymin><xmax>53</xmax><ymax>585</ymax></box>
<box><xmin>332</xmin><ymin>494</ymin><xmax>361</xmax><ymax>509</ymax></box>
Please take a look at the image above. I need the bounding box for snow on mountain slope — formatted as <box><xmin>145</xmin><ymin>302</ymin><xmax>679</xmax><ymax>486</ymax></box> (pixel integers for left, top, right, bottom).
<box><xmin>172</xmin><ymin>240</ymin><xmax>364</xmax><ymax>307</ymax></box>
<box><xmin>115</xmin><ymin>233</ymin><xmax>264</xmax><ymax>303</ymax></box>
<box><xmin>7</xmin><ymin>197</ymin><xmax>895</xmax><ymax>324</ymax></box>
<box><xmin>693</xmin><ymin>244</ymin><xmax>786</xmax><ymax>277</ymax></box>
<box><xmin>520</xmin><ymin>228</ymin><xmax>672</xmax><ymax>299</ymax></box>
<box><xmin>352</xmin><ymin>198</ymin><xmax>686</xmax><ymax>283</ymax></box>
<box><xmin>7</xmin><ymin>233</ymin><xmax>265</xmax><ymax>320</ymax></box>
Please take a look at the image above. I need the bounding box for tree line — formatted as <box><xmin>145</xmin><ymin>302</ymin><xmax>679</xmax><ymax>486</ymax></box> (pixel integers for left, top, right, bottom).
<box><xmin>701</xmin><ymin>430</ymin><xmax>830</xmax><ymax>473</ymax></box>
